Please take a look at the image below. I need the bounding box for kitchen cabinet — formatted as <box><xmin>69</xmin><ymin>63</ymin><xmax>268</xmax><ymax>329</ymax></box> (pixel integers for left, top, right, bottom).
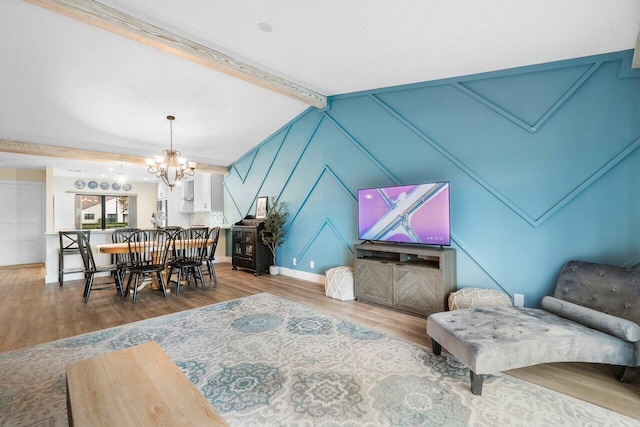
<box><xmin>180</xmin><ymin>173</ymin><xmax>211</xmax><ymax>213</ymax></box>
<box><xmin>157</xmin><ymin>182</ymin><xmax>168</xmax><ymax>200</ymax></box>
<box><xmin>211</xmin><ymin>174</ymin><xmax>223</xmax><ymax>211</ymax></box>
<box><xmin>193</xmin><ymin>173</ymin><xmax>211</xmax><ymax>212</ymax></box>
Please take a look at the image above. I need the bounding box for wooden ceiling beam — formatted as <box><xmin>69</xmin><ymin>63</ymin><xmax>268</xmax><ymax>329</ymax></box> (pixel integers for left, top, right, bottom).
<box><xmin>0</xmin><ymin>139</ymin><xmax>229</xmax><ymax>175</ymax></box>
<box><xmin>24</xmin><ymin>0</ymin><xmax>327</xmax><ymax>108</ymax></box>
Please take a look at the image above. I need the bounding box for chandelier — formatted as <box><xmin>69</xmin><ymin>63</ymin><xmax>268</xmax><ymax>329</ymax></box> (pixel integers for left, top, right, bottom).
<box><xmin>116</xmin><ymin>163</ymin><xmax>126</xmax><ymax>185</ymax></box>
<box><xmin>146</xmin><ymin>115</ymin><xmax>196</xmax><ymax>190</ymax></box>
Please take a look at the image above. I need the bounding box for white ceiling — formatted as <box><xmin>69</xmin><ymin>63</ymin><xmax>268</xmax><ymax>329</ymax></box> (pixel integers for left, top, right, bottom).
<box><xmin>1</xmin><ymin>0</ymin><xmax>639</xmax><ymax>180</ymax></box>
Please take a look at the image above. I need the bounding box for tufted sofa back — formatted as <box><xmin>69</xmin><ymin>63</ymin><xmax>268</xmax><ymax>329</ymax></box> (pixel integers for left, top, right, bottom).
<box><xmin>553</xmin><ymin>261</ymin><xmax>640</xmax><ymax>325</ymax></box>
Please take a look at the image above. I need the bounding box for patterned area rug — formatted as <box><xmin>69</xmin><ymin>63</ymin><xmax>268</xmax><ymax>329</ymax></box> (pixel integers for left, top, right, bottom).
<box><xmin>0</xmin><ymin>293</ymin><xmax>636</xmax><ymax>426</ymax></box>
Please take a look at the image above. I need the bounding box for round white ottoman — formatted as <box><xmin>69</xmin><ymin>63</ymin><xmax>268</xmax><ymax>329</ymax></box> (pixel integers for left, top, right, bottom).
<box><xmin>325</xmin><ymin>266</ymin><xmax>355</xmax><ymax>301</ymax></box>
<box><xmin>448</xmin><ymin>287</ymin><xmax>512</xmax><ymax>310</ymax></box>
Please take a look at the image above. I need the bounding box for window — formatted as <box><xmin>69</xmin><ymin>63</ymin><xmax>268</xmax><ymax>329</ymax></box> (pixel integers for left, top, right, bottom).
<box><xmin>76</xmin><ymin>194</ymin><xmax>134</xmax><ymax>230</ymax></box>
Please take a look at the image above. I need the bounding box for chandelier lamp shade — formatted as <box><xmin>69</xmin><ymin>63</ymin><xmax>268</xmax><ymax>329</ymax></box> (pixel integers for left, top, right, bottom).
<box><xmin>146</xmin><ymin>115</ymin><xmax>196</xmax><ymax>190</ymax></box>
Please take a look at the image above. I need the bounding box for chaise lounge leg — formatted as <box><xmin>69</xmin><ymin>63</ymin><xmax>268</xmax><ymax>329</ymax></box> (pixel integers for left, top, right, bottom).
<box><xmin>429</xmin><ymin>336</ymin><xmax>484</xmax><ymax>395</ymax></box>
<box><xmin>617</xmin><ymin>366</ymin><xmax>638</xmax><ymax>383</ymax></box>
<box><xmin>431</xmin><ymin>339</ymin><xmax>442</xmax><ymax>356</ymax></box>
<box><xmin>470</xmin><ymin>371</ymin><xmax>484</xmax><ymax>396</ymax></box>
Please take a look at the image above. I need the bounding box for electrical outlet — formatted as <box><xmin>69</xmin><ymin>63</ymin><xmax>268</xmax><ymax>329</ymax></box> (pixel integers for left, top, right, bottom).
<box><xmin>513</xmin><ymin>293</ymin><xmax>524</xmax><ymax>307</ymax></box>
<box><xmin>293</xmin><ymin>258</ymin><xmax>297</xmax><ymax>266</ymax></box>
<box><xmin>310</xmin><ymin>260</ymin><xmax>315</xmax><ymax>269</ymax></box>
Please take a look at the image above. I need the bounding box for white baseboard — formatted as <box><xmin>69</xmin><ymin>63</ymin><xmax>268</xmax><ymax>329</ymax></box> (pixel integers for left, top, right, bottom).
<box><xmin>46</xmin><ymin>259</ymin><xmax>319</xmax><ymax>285</ymax></box>
<box><xmin>278</xmin><ymin>266</ymin><xmax>325</xmax><ymax>284</ymax></box>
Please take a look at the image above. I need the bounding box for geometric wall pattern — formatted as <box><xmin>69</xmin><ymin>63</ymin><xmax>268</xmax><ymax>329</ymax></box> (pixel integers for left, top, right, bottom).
<box><xmin>224</xmin><ymin>49</ymin><xmax>640</xmax><ymax>307</ymax></box>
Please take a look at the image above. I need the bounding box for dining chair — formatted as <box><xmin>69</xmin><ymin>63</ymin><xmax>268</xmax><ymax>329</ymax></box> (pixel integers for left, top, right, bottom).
<box><xmin>204</xmin><ymin>227</ymin><xmax>220</xmax><ymax>286</ymax></box>
<box><xmin>125</xmin><ymin>229</ymin><xmax>172</xmax><ymax>303</ymax></box>
<box><xmin>58</xmin><ymin>230</ymin><xmax>91</xmax><ymax>286</ymax></box>
<box><xmin>188</xmin><ymin>227</ymin><xmax>213</xmax><ymax>285</ymax></box>
<box><xmin>77</xmin><ymin>231</ymin><xmax>122</xmax><ymax>303</ymax></box>
<box><xmin>162</xmin><ymin>226</ymin><xmax>184</xmax><ymax>265</ymax></box>
<box><xmin>168</xmin><ymin>228</ymin><xmax>210</xmax><ymax>294</ymax></box>
<box><xmin>189</xmin><ymin>226</ymin><xmax>209</xmax><ymax>239</ymax></box>
<box><xmin>111</xmin><ymin>228</ymin><xmax>139</xmax><ymax>285</ymax></box>
<box><xmin>161</xmin><ymin>226</ymin><xmax>183</xmax><ymax>236</ymax></box>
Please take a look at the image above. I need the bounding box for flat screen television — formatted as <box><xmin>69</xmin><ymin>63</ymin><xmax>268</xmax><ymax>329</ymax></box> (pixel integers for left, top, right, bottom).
<box><xmin>358</xmin><ymin>182</ymin><xmax>450</xmax><ymax>246</ymax></box>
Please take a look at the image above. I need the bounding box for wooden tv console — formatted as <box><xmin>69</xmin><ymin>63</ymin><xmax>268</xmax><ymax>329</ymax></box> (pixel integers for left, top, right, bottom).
<box><xmin>354</xmin><ymin>243</ymin><xmax>456</xmax><ymax>317</ymax></box>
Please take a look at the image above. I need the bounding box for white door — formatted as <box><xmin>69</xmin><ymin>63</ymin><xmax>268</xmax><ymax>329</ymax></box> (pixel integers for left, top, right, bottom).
<box><xmin>0</xmin><ymin>183</ymin><xmax>17</xmax><ymax>265</ymax></box>
<box><xmin>0</xmin><ymin>181</ymin><xmax>44</xmax><ymax>266</ymax></box>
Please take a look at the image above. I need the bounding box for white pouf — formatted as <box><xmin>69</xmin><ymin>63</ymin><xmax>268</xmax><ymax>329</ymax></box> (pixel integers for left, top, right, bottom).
<box><xmin>325</xmin><ymin>266</ymin><xmax>355</xmax><ymax>301</ymax></box>
<box><xmin>448</xmin><ymin>287</ymin><xmax>513</xmax><ymax>311</ymax></box>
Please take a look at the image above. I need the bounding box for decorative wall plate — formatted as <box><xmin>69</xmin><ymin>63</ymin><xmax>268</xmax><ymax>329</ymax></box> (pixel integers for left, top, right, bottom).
<box><xmin>88</xmin><ymin>181</ymin><xmax>98</xmax><ymax>189</ymax></box>
<box><xmin>100</xmin><ymin>182</ymin><xmax>109</xmax><ymax>190</ymax></box>
<box><xmin>123</xmin><ymin>183</ymin><xmax>132</xmax><ymax>191</ymax></box>
<box><xmin>74</xmin><ymin>180</ymin><xmax>85</xmax><ymax>189</ymax></box>
<box><xmin>111</xmin><ymin>183</ymin><xmax>121</xmax><ymax>191</ymax></box>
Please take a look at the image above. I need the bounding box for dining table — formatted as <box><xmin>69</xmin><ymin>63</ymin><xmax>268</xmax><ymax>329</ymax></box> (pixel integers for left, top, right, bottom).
<box><xmin>96</xmin><ymin>239</ymin><xmax>214</xmax><ymax>294</ymax></box>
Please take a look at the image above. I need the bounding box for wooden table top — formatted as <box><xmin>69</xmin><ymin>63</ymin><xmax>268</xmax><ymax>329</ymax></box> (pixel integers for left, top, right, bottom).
<box><xmin>96</xmin><ymin>242</ymin><xmax>132</xmax><ymax>254</ymax></box>
<box><xmin>97</xmin><ymin>239</ymin><xmax>213</xmax><ymax>254</ymax></box>
<box><xmin>65</xmin><ymin>341</ymin><xmax>227</xmax><ymax>426</ymax></box>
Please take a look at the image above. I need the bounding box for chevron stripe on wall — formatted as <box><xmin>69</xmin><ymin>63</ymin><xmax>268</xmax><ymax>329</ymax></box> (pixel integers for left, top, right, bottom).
<box><xmin>224</xmin><ymin>49</ymin><xmax>640</xmax><ymax>307</ymax></box>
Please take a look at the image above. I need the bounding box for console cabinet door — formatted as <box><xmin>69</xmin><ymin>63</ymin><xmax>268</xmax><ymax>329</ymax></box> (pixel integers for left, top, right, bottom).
<box><xmin>243</xmin><ymin>230</ymin><xmax>255</xmax><ymax>257</ymax></box>
<box><xmin>354</xmin><ymin>259</ymin><xmax>394</xmax><ymax>306</ymax></box>
<box><xmin>393</xmin><ymin>264</ymin><xmax>442</xmax><ymax>314</ymax></box>
<box><xmin>232</xmin><ymin>230</ymin><xmax>243</xmax><ymax>256</ymax></box>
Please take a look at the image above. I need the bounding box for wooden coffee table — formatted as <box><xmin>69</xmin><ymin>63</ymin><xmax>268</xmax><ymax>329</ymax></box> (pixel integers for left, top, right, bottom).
<box><xmin>66</xmin><ymin>341</ymin><xmax>227</xmax><ymax>426</ymax></box>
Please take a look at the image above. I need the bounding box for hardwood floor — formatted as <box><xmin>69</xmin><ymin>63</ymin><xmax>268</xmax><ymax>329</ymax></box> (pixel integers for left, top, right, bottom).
<box><xmin>1</xmin><ymin>263</ymin><xmax>638</xmax><ymax>420</ymax></box>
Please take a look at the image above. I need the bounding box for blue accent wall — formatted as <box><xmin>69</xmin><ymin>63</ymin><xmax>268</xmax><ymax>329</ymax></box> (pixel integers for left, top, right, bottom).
<box><xmin>224</xmin><ymin>50</ymin><xmax>640</xmax><ymax>307</ymax></box>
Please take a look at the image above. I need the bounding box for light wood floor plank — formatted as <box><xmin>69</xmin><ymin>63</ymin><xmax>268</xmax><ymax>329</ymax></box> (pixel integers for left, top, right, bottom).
<box><xmin>0</xmin><ymin>264</ymin><xmax>638</xmax><ymax>420</ymax></box>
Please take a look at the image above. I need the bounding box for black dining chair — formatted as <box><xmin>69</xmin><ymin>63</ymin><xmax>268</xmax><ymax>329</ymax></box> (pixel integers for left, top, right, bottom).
<box><xmin>161</xmin><ymin>226</ymin><xmax>183</xmax><ymax>236</ymax></box>
<box><xmin>204</xmin><ymin>227</ymin><xmax>220</xmax><ymax>286</ymax></box>
<box><xmin>188</xmin><ymin>226</ymin><xmax>209</xmax><ymax>232</ymax></box>
<box><xmin>189</xmin><ymin>226</ymin><xmax>211</xmax><ymax>277</ymax></box>
<box><xmin>111</xmin><ymin>228</ymin><xmax>139</xmax><ymax>285</ymax></box>
<box><xmin>162</xmin><ymin>226</ymin><xmax>184</xmax><ymax>265</ymax></box>
<box><xmin>125</xmin><ymin>229</ymin><xmax>172</xmax><ymax>303</ymax></box>
<box><xmin>168</xmin><ymin>228</ymin><xmax>210</xmax><ymax>294</ymax></box>
<box><xmin>58</xmin><ymin>230</ymin><xmax>91</xmax><ymax>286</ymax></box>
<box><xmin>77</xmin><ymin>231</ymin><xmax>122</xmax><ymax>303</ymax></box>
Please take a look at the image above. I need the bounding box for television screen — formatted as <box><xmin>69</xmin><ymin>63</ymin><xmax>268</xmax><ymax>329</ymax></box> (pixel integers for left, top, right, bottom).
<box><xmin>358</xmin><ymin>182</ymin><xmax>450</xmax><ymax>245</ymax></box>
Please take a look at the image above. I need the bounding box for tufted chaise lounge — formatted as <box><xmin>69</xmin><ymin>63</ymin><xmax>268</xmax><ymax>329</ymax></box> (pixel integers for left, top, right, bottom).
<box><xmin>427</xmin><ymin>261</ymin><xmax>640</xmax><ymax>395</ymax></box>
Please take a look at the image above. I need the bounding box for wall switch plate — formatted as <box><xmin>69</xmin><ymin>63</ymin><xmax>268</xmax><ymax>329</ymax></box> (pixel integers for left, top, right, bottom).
<box><xmin>513</xmin><ymin>293</ymin><xmax>524</xmax><ymax>307</ymax></box>
<box><xmin>293</xmin><ymin>258</ymin><xmax>297</xmax><ymax>266</ymax></box>
<box><xmin>310</xmin><ymin>260</ymin><xmax>314</xmax><ymax>269</ymax></box>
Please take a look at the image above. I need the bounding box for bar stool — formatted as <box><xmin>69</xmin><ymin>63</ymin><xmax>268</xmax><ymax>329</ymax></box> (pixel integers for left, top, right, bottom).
<box><xmin>58</xmin><ymin>230</ymin><xmax>91</xmax><ymax>286</ymax></box>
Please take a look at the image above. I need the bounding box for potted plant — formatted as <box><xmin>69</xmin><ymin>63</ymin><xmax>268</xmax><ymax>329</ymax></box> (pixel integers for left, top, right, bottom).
<box><xmin>260</xmin><ymin>197</ymin><xmax>289</xmax><ymax>275</ymax></box>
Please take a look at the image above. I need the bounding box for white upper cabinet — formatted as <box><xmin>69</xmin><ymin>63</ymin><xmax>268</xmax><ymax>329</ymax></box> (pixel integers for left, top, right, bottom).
<box><xmin>180</xmin><ymin>173</ymin><xmax>211</xmax><ymax>213</ymax></box>
<box><xmin>193</xmin><ymin>173</ymin><xmax>212</xmax><ymax>212</ymax></box>
<box><xmin>211</xmin><ymin>174</ymin><xmax>223</xmax><ymax>211</ymax></box>
<box><xmin>157</xmin><ymin>182</ymin><xmax>168</xmax><ymax>200</ymax></box>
